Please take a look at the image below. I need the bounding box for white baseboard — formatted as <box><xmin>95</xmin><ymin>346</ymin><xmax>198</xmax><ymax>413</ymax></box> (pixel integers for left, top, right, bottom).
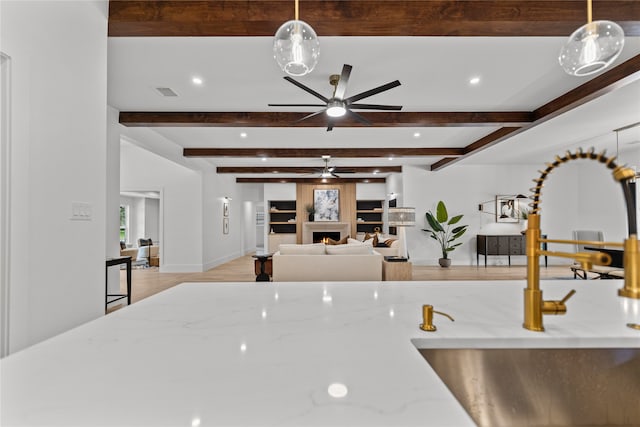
<box><xmin>203</xmin><ymin>251</ymin><xmax>243</xmax><ymax>272</ymax></box>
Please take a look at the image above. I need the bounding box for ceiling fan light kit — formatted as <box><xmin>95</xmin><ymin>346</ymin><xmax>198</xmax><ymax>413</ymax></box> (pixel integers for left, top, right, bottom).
<box><xmin>558</xmin><ymin>0</ymin><xmax>624</xmax><ymax>76</ymax></box>
<box><xmin>273</xmin><ymin>0</ymin><xmax>319</xmax><ymax>77</ymax></box>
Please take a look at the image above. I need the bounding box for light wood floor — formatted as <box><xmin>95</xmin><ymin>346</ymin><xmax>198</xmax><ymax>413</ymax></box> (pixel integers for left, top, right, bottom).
<box><xmin>114</xmin><ymin>255</ymin><xmax>576</xmax><ymax>312</ymax></box>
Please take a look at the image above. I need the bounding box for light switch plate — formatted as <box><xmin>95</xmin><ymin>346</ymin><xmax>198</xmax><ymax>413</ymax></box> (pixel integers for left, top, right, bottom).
<box><xmin>71</xmin><ymin>202</ymin><xmax>92</xmax><ymax>221</ymax></box>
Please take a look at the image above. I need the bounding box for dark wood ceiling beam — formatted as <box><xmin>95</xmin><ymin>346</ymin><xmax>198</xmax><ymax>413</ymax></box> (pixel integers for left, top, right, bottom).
<box><xmin>462</xmin><ymin>127</ymin><xmax>522</xmax><ymax>155</ymax></box>
<box><xmin>185</xmin><ymin>148</ymin><xmax>463</xmax><ymax>158</ymax></box>
<box><xmin>429</xmin><ymin>53</ymin><xmax>640</xmax><ymax>171</ymax></box>
<box><xmin>217</xmin><ymin>166</ymin><xmax>402</xmax><ymax>174</ymax></box>
<box><xmin>119</xmin><ymin>111</ymin><xmax>533</xmax><ymax>127</ymax></box>
<box><xmin>430</xmin><ymin>158</ymin><xmax>458</xmax><ymax>171</ymax></box>
<box><xmin>109</xmin><ymin>1</ymin><xmax>640</xmax><ymax>37</ymax></box>
<box><xmin>533</xmin><ymin>54</ymin><xmax>640</xmax><ymax>122</ymax></box>
<box><xmin>236</xmin><ymin>177</ymin><xmax>386</xmax><ymax>184</ymax></box>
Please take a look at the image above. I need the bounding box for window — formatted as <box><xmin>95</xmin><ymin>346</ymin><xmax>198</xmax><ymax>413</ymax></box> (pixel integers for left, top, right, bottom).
<box><xmin>119</xmin><ymin>205</ymin><xmax>129</xmax><ymax>243</ymax></box>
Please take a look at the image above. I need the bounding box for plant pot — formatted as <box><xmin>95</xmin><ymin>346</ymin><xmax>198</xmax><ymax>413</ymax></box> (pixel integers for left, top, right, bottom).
<box><xmin>439</xmin><ymin>258</ymin><xmax>451</xmax><ymax>268</ymax></box>
<box><xmin>308</xmin><ymin>213</ymin><xmax>314</xmax><ymax>222</ymax></box>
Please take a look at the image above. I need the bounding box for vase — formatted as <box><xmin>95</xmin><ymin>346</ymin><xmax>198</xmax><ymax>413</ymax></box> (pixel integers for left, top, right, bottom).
<box><xmin>439</xmin><ymin>258</ymin><xmax>451</xmax><ymax>268</ymax></box>
<box><xmin>308</xmin><ymin>213</ymin><xmax>314</xmax><ymax>222</ymax></box>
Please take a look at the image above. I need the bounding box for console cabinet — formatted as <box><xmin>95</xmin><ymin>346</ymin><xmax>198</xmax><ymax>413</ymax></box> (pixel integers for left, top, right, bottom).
<box><xmin>476</xmin><ymin>234</ymin><xmax>525</xmax><ymax>267</ymax></box>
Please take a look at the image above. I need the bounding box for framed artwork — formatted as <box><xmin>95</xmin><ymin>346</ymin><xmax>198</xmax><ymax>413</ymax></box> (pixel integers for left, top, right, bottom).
<box><xmin>496</xmin><ymin>195</ymin><xmax>518</xmax><ymax>223</ymax></box>
<box><xmin>223</xmin><ymin>201</ymin><xmax>229</xmax><ymax>217</ymax></box>
<box><xmin>223</xmin><ymin>217</ymin><xmax>229</xmax><ymax>234</ymax></box>
<box><xmin>314</xmin><ymin>189</ymin><xmax>339</xmax><ymax>221</ymax></box>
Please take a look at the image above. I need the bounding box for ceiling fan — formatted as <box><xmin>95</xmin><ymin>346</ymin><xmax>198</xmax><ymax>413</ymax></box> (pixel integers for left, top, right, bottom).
<box><xmin>311</xmin><ymin>155</ymin><xmax>355</xmax><ymax>178</ymax></box>
<box><xmin>269</xmin><ymin>64</ymin><xmax>402</xmax><ymax>131</ymax></box>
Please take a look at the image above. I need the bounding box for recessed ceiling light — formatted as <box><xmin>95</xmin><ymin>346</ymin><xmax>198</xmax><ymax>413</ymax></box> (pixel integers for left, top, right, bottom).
<box><xmin>240</xmin><ymin>132</ymin><xmax>247</xmax><ymax>138</ymax></box>
<box><xmin>327</xmin><ymin>383</ymin><xmax>348</xmax><ymax>398</ymax></box>
<box><xmin>413</xmin><ymin>132</ymin><xmax>421</xmax><ymax>138</ymax></box>
<box><xmin>469</xmin><ymin>76</ymin><xmax>481</xmax><ymax>85</ymax></box>
<box><xmin>373</xmin><ymin>170</ymin><xmax>379</xmax><ymax>175</ymax></box>
<box><xmin>272</xmin><ymin>170</ymin><xmax>279</xmax><ymax>174</ymax></box>
<box><xmin>388</xmin><ymin>157</ymin><xmax>394</xmax><ymax>161</ymax></box>
<box><xmin>261</xmin><ymin>157</ymin><xmax>267</xmax><ymax>162</ymax></box>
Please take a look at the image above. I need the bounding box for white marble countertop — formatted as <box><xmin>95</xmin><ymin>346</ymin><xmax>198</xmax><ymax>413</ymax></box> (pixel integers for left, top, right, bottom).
<box><xmin>2</xmin><ymin>280</ymin><xmax>639</xmax><ymax>426</ymax></box>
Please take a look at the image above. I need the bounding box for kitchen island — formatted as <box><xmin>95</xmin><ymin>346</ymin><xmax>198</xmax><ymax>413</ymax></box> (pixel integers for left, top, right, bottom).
<box><xmin>2</xmin><ymin>280</ymin><xmax>639</xmax><ymax>426</ymax></box>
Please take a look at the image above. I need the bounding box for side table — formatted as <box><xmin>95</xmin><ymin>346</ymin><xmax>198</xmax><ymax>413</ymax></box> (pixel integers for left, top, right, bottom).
<box><xmin>252</xmin><ymin>253</ymin><xmax>273</xmax><ymax>282</ymax></box>
<box><xmin>106</xmin><ymin>256</ymin><xmax>131</xmax><ymax>312</ymax></box>
<box><xmin>382</xmin><ymin>260</ymin><xmax>412</xmax><ymax>281</ymax></box>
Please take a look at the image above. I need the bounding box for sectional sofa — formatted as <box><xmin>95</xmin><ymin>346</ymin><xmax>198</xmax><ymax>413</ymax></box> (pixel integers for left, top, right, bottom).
<box><xmin>271</xmin><ymin>241</ymin><xmax>383</xmax><ymax>281</ymax></box>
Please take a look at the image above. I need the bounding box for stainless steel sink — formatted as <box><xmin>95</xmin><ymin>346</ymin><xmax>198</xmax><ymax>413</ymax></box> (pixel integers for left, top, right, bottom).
<box><xmin>419</xmin><ymin>348</ymin><xmax>640</xmax><ymax>427</ymax></box>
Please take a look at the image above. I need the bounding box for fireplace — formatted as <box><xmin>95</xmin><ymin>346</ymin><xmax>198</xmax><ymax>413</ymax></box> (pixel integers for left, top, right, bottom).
<box><xmin>313</xmin><ymin>232</ymin><xmax>340</xmax><ymax>243</ymax></box>
<box><xmin>302</xmin><ymin>222</ymin><xmax>351</xmax><ymax>244</ymax></box>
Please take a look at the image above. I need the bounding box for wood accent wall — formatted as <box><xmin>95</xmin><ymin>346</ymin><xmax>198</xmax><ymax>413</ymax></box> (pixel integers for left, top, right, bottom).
<box><xmin>296</xmin><ymin>183</ymin><xmax>357</xmax><ymax>244</ymax></box>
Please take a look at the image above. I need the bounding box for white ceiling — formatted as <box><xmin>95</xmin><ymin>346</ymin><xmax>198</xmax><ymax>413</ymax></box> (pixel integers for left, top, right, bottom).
<box><xmin>108</xmin><ymin>36</ymin><xmax>640</xmax><ymax>177</ymax></box>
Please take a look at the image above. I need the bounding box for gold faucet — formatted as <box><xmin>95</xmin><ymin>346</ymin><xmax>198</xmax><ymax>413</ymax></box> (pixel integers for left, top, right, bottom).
<box><xmin>420</xmin><ymin>304</ymin><xmax>454</xmax><ymax>331</ymax></box>
<box><xmin>524</xmin><ymin>148</ymin><xmax>639</xmax><ymax>332</ymax></box>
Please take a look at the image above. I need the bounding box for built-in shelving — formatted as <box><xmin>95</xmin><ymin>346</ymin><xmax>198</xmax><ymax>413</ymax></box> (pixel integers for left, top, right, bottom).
<box><xmin>268</xmin><ymin>200</ymin><xmax>297</xmax><ymax>234</ymax></box>
<box><xmin>355</xmin><ymin>199</ymin><xmax>384</xmax><ymax>234</ymax></box>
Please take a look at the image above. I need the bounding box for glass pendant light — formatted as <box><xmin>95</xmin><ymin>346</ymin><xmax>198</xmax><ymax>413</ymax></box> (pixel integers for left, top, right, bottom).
<box><xmin>559</xmin><ymin>0</ymin><xmax>624</xmax><ymax>76</ymax></box>
<box><xmin>273</xmin><ymin>0</ymin><xmax>320</xmax><ymax>76</ymax></box>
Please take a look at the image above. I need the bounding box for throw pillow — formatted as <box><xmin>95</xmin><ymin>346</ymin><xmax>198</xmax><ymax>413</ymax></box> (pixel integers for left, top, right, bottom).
<box><xmin>363</xmin><ymin>233</ymin><xmax>378</xmax><ymax>246</ymax></box>
<box><xmin>383</xmin><ymin>238</ymin><xmax>398</xmax><ymax>247</ymax></box>
<box><xmin>327</xmin><ymin>235</ymin><xmax>349</xmax><ymax>245</ymax></box>
<box><xmin>136</xmin><ymin>245</ymin><xmax>149</xmax><ymax>261</ymax></box>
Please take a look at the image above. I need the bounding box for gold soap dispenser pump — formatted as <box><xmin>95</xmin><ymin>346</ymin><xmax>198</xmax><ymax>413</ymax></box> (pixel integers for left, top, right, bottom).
<box><xmin>420</xmin><ymin>304</ymin><xmax>454</xmax><ymax>331</ymax></box>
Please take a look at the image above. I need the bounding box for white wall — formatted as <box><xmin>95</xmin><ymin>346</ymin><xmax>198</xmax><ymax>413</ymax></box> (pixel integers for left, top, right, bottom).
<box><xmin>145</xmin><ymin>198</ymin><xmax>160</xmax><ymax>244</ymax></box>
<box><xmin>2</xmin><ymin>1</ymin><xmax>108</xmax><ymax>353</ymax></box>
<box><xmin>201</xmin><ymin>170</ymin><xmax>242</xmax><ymax>271</ymax></box>
<box><xmin>403</xmin><ymin>159</ymin><xmax>632</xmax><ymax>266</ymax></box>
<box><xmin>121</xmin><ymin>141</ymin><xmax>203</xmax><ymax>272</ymax></box>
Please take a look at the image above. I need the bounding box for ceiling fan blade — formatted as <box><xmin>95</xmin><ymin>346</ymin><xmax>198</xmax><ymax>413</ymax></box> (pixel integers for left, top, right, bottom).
<box><xmin>294</xmin><ymin>109</ymin><xmax>326</xmax><ymax>123</ymax></box>
<box><xmin>330</xmin><ymin>171</ymin><xmax>340</xmax><ymax>178</ymax></box>
<box><xmin>283</xmin><ymin>76</ymin><xmax>329</xmax><ymax>103</ymax></box>
<box><xmin>333</xmin><ymin>64</ymin><xmax>352</xmax><ymax>100</ymax></box>
<box><xmin>268</xmin><ymin>103</ymin><xmax>327</xmax><ymax>107</ymax></box>
<box><xmin>346</xmin><ymin>109</ymin><xmax>372</xmax><ymax>126</ymax></box>
<box><xmin>344</xmin><ymin>80</ymin><xmax>401</xmax><ymax>103</ymax></box>
<box><xmin>349</xmin><ymin>103</ymin><xmax>403</xmax><ymax>110</ymax></box>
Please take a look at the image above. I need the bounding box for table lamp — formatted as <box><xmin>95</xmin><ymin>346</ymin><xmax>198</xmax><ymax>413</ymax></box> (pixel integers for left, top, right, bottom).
<box><xmin>388</xmin><ymin>207</ymin><xmax>416</xmax><ymax>259</ymax></box>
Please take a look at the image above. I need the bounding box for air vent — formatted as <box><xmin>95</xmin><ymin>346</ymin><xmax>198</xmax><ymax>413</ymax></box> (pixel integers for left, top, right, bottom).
<box><xmin>155</xmin><ymin>87</ymin><xmax>178</xmax><ymax>97</ymax></box>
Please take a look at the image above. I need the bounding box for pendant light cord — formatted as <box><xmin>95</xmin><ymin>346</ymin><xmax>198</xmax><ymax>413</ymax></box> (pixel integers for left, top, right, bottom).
<box><xmin>295</xmin><ymin>0</ymin><xmax>299</xmax><ymax>20</ymax></box>
<box><xmin>587</xmin><ymin>0</ymin><xmax>592</xmax><ymax>23</ymax></box>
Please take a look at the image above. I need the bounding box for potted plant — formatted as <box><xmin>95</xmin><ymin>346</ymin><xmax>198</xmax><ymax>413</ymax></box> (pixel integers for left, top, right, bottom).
<box><xmin>305</xmin><ymin>203</ymin><xmax>316</xmax><ymax>222</ymax></box>
<box><xmin>423</xmin><ymin>201</ymin><xmax>468</xmax><ymax>267</ymax></box>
